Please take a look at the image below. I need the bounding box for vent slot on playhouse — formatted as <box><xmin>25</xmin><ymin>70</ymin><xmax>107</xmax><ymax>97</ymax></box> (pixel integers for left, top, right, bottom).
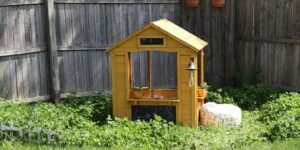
<box><xmin>131</xmin><ymin>106</ymin><xmax>176</xmax><ymax>123</ymax></box>
<box><xmin>139</xmin><ymin>37</ymin><xmax>165</xmax><ymax>46</ymax></box>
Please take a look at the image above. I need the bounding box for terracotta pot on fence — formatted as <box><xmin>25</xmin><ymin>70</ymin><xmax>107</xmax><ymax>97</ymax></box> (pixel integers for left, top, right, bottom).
<box><xmin>186</xmin><ymin>0</ymin><xmax>199</xmax><ymax>8</ymax></box>
<box><xmin>212</xmin><ymin>0</ymin><xmax>225</xmax><ymax>8</ymax></box>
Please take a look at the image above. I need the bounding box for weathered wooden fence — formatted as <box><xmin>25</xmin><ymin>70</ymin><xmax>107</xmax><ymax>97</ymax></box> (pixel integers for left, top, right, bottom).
<box><xmin>0</xmin><ymin>0</ymin><xmax>182</xmax><ymax>101</ymax></box>
<box><xmin>235</xmin><ymin>0</ymin><xmax>300</xmax><ymax>90</ymax></box>
<box><xmin>0</xmin><ymin>0</ymin><xmax>299</xmax><ymax>101</ymax></box>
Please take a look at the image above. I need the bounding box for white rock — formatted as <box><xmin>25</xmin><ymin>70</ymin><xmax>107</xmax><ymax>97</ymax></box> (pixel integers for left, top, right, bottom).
<box><xmin>200</xmin><ymin>102</ymin><xmax>242</xmax><ymax>126</ymax></box>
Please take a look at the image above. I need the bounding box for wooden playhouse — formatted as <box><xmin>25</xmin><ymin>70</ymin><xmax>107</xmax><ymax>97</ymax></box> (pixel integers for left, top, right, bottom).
<box><xmin>108</xmin><ymin>19</ymin><xmax>208</xmax><ymax>127</ymax></box>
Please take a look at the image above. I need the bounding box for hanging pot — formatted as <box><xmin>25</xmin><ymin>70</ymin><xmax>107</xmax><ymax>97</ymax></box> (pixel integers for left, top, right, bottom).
<box><xmin>212</xmin><ymin>0</ymin><xmax>225</xmax><ymax>8</ymax></box>
<box><xmin>186</xmin><ymin>0</ymin><xmax>199</xmax><ymax>8</ymax></box>
<box><xmin>197</xmin><ymin>88</ymin><xmax>208</xmax><ymax>97</ymax></box>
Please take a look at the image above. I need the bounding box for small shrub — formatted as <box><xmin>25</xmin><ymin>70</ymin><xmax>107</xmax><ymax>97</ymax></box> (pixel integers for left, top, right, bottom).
<box><xmin>207</xmin><ymin>84</ymin><xmax>283</xmax><ymax>110</ymax></box>
<box><xmin>63</xmin><ymin>92</ymin><xmax>112</xmax><ymax>124</ymax></box>
<box><xmin>206</xmin><ymin>87</ymin><xmax>235</xmax><ymax>104</ymax></box>
<box><xmin>260</xmin><ymin>93</ymin><xmax>300</xmax><ymax>141</ymax></box>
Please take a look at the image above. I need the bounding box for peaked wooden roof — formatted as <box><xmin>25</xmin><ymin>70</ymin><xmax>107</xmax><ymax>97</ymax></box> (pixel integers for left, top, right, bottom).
<box><xmin>108</xmin><ymin>19</ymin><xmax>208</xmax><ymax>52</ymax></box>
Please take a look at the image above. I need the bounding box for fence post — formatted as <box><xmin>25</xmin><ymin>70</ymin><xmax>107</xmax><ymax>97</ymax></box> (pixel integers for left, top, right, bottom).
<box><xmin>46</xmin><ymin>0</ymin><xmax>60</xmax><ymax>103</ymax></box>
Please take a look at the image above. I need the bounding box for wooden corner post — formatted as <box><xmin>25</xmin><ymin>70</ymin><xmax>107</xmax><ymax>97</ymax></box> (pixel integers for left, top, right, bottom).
<box><xmin>46</xmin><ymin>0</ymin><xmax>60</xmax><ymax>103</ymax></box>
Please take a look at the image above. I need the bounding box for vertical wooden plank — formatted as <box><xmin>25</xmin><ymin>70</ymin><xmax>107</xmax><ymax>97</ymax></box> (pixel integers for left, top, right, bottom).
<box><xmin>0</xmin><ymin>57</ymin><xmax>11</xmax><ymax>99</ymax></box>
<box><xmin>82</xmin><ymin>51</ymin><xmax>88</xmax><ymax>92</ymax></box>
<box><xmin>74</xmin><ymin>51</ymin><xmax>81</xmax><ymax>92</ymax></box>
<box><xmin>58</xmin><ymin>52</ymin><xmax>64</xmax><ymax>93</ymax></box>
<box><xmin>68</xmin><ymin>51</ymin><xmax>76</xmax><ymax>92</ymax></box>
<box><xmin>210</xmin><ymin>6</ymin><xmax>217</xmax><ymax>83</ymax></box>
<box><xmin>15</xmin><ymin>56</ymin><xmax>23</xmax><ymax>98</ymax></box>
<box><xmin>98</xmin><ymin>4</ymin><xmax>106</xmax><ymax>46</ymax></box>
<box><xmin>274</xmin><ymin>0</ymin><xmax>284</xmax><ymax>85</ymax></box>
<box><xmin>0</xmin><ymin>7</ymin><xmax>4</xmax><ymax>50</ymax></box>
<box><xmin>61</xmin><ymin>52</ymin><xmax>68</xmax><ymax>93</ymax></box>
<box><xmin>70</xmin><ymin>4</ymin><xmax>77</xmax><ymax>47</ymax></box>
<box><xmin>65</xmin><ymin>4</ymin><xmax>73</xmax><ymax>48</ymax></box>
<box><xmin>46</xmin><ymin>0</ymin><xmax>61</xmax><ymax>103</ymax></box>
<box><xmin>253</xmin><ymin>0</ymin><xmax>261</xmax><ymax>69</ymax></box>
<box><xmin>108</xmin><ymin>51</ymin><xmax>112</xmax><ymax>90</ymax></box>
<box><xmin>42</xmin><ymin>5</ymin><xmax>47</xmax><ymax>47</ymax></box>
<box><xmin>2</xmin><ymin>7</ymin><xmax>8</xmax><ymax>50</ymax></box>
<box><xmin>59</xmin><ymin>4</ymin><xmax>66</xmax><ymax>48</ymax></box>
<box><xmin>7</xmin><ymin>7</ymin><xmax>15</xmax><ymax>50</ymax></box>
<box><xmin>11</xmin><ymin>6</ymin><xmax>19</xmax><ymax>50</ymax></box>
<box><xmin>39</xmin><ymin>52</ymin><xmax>48</xmax><ymax>96</ymax></box>
<box><xmin>38</xmin><ymin>52</ymin><xmax>45</xmax><ymax>96</ymax></box>
<box><xmin>26</xmin><ymin>54</ymin><xmax>33</xmax><ymax>98</ymax></box>
<box><xmin>21</xmin><ymin>55</ymin><xmax>29</xmax><ymax>98</ymax></box>
<box><xmin>5</xmin><ymin>57</ymin><xmax>12</xmax><ymax>99</ymax></box>
<box><xmin>54</xmin><ymin>4</ymin><xmax>63</xmax><ymax>47</ymax></box>
<box><xmin>293</xmin><ymin>0</ymin><xmax>300</xmax><ymax>88</ymax></box>
<box><xmin>103</xmin><ymin>51</ymin><xmax>109</xmax><ymax>91</ymax></box>
<box><xmin>35</xmin><ymin>5</ymin><xmax>43</xmax><ymax>47</ymax></box>
<box><xmin>284</xmin><ymin>0</ymin><xmax>295</xmax><ymax>86</ymax></box>
<box><xmin>33</xmin><ymin>53</ymin><xmax>41</xmax><ymax>97</ymax></box>
<box><xmin>24</xmin><ymin>6</ymin><xmax>32</xmax><ymax>49</ymax></box>
<box><xmin>0</xmin><ymin>58</ymin><xmax>4</xmax><ymax>98</ymax></box>
<box><xmin>9</xmin><ymin>56</ymin><xmax>17</xmax><ymax>99</ymax></box>
<box><xmin>98</xmin><ymin>51</ymin><xmax>104</xmax><ymax>91</ymax></box>
<box><xmin>260</xmin><ymin>0</ymin><xmax>268</xmax><ymax>84</ymax></box>
<box><xmin>28</xmin><ymin>54</ymin><xmax>36</xmax><ymax>98</ymax></box>
<box><xmin>88</xmin><ymin>4</ymin><xmax>96</xmax><ymax>47</ymax></box>
<box><xmin>224</xmin><ymin>0</ymin><xmax>235</xmax><ymax>83</ymax></box>
<box><xmin>60</xmin><ymin>52</ymin><xmax>66</xmax><ymax>93</ymax></box>
<box><xmin>79</xmin><ymin>4</ymin><xmax>85</xmax><ymax>47</ymax></box>
<box><xmin>30</xmin><ymin>5</ymin><xmax>37</xmax><ymax>48</ymax></box>
<box><xmin>73</xmin><ymin>4</ymin><xmax>80</xmax><ymax>46</ymax></box>
<box><xmin>203</xmin><ymin>0</ymin><xmax>212</xmax><ymax>83</ymax></box>
<box><xmin>19</xmin><ymin>5</ymin><xmax>26</xmax><ymax>51</ymax></box>
<box><xmin>105</xmin><ymin>4</ymin><xmax>112</xmax><ymax>46</ymax></box>
<box><xmin>268</xmin><ymin>0</ymin><xmax>276</xmax><ymax>84</ymax></box>
<box><xmin>88</xmin><ymin>51</ymin><xmax>96</xmax><ymax>91</ymax></box>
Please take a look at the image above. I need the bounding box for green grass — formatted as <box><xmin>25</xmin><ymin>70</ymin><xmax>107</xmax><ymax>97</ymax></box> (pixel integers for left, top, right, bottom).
<box><xmin>241</xmin><ymin>138</ymin><xmax>300</xmax><ymax>150</ymax></box>
<box><xmin>1</xmin><ymin>138</ymin><xmax>299</xmax><ymax>150</ymax></box>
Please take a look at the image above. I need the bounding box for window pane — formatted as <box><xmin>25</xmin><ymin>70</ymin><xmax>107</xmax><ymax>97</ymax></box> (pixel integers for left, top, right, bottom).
<box><xmin>131</xmin><ymin>52</ymin><xmax>148</xmax><ymax>87</ymax></box>
<box><xmin>151</xmin><ymin>51</ymin><xmax>177</xmax><ymax>89</ymax></box>
<box><xmin>140</xmin><ymin>38</ymin><xmax>164</xmax><ymax>45</ymax></box>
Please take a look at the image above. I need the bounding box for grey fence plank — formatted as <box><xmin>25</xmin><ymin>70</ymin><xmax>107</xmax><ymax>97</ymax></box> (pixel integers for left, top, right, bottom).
<box><xmin>9</xmin><ymin>57</ymin><xmax>17</xmax><ymax>99</ymax></box>
<box><xmin>98</xmin><ymin>51</ymin><xmax>104</xmax><ymax>91</ymax></box>
<box><xmin>0</xmin><ymin>8</ymin><xmax>5</xmax><ymax>49</ymax></box>
<box><xmin>102</xmin><ymin>51</ymin><xmax>109</xmax><ymax>91</ymax></box>
<box><xmin>29</xmin><ymin>54</ymin><xmax>36</xmax><ymax>98</ymax></box>
<box><xmin>22</xmin><ymin>55</ymin><xmax>30</xmax><ymax>98</ymax></box>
